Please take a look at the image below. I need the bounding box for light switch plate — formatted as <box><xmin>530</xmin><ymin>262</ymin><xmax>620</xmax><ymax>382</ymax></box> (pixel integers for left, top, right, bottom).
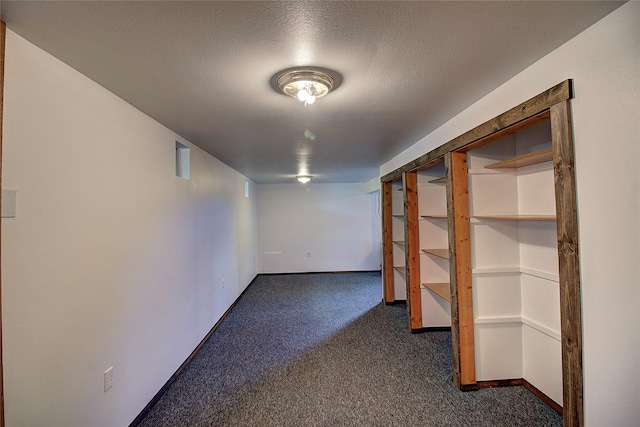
<box><xmin>1</xmin><ymin>189</ymin><xmax>16</xmax><ymax>218</ymax></box>
<box><xmin>104</xmin><ymin>367</ymin><xmax>113</xmax><ymax>392</ymax></box>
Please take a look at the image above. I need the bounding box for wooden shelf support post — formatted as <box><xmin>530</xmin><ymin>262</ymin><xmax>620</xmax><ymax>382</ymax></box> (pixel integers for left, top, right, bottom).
<box><xmin>446</xmin><ymin>151</ymin><xmax>476</xmax><ymax>390</ymax></box>
<box><xmin>403</xmin><ymin>171</ymin><xmax>422</xmax><ymax>331</ymax></box>
<box><xmin>0</xmin><ymin>20</ymin><xmax>6</xmax><ymax>427</ymax></box>
<box><xmin>551</xmin><ymin>99</ymin><xmax>583</xmax><ymax>427</ymax></box>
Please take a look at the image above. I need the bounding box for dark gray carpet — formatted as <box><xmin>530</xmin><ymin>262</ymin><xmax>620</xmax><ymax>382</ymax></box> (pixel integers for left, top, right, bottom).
<box><xmin>136</xmin><ymin>272</ymin><xmax>562</xmax><ymax>426</ymax></box>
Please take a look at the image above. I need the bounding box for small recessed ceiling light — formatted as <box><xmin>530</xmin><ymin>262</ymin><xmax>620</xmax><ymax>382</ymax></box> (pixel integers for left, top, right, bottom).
<box><xmin>296</xmin><ymin>175</ymin><xmax>312</xmax><ymax>184</ymax></box>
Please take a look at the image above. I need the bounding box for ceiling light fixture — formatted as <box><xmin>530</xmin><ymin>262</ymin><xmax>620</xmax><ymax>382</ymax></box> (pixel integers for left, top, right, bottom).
<box><xmin>296</xmin><ymin>175</ymin><xmax>312</xmax><ymax>184</ymax></box>
<box><xmin>276</xmin><ymin>68</ymin><xmax>335</xmax><ymax>106</ymax></box>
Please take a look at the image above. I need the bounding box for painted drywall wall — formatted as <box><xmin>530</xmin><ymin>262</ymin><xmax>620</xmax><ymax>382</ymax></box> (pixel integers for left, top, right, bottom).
<box><xmin>1</xmin><ymin>30</ymin><xmax>258</xmax><ymax>426</ymax></box>
<box><xmin>381</xmin><ymin>2</ymin><xmax>640</xmax><ymax>425</ymax></box>
<box><xmin>362</xmin><ymin>176</ymin><xmax>381</xmax><ymax>194</ymax></box>
<box><xmin>257</xmin><ymin>183</ymin><xmax>381</xmax><ymax>273</ymax></box>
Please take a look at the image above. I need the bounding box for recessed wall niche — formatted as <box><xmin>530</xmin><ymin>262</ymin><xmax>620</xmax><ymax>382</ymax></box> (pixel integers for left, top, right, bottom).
<box><xmin>175</xmin><ymin>141</ymin><xmax>190</xmax><ymax>179</ymax></box>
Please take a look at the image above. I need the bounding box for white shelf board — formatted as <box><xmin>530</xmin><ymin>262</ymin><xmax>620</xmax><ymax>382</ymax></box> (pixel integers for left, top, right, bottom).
<box><xmin>472</xmin><ymin>266</ymin><xmax>558</xmax><ymax>282</ymax></box>
<box><xmin>522</xmin><ymin>316</ymin><xmax>561</xmax><ymax>341</ymax></box>
<box><xmin>474</xmin><ymin>316</ymin><xmax>522</xmax><ymax>324</ymax></box>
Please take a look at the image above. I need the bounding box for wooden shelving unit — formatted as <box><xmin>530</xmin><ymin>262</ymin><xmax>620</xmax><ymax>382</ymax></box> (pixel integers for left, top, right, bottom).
<box><xmin>422</xmin><ymin>248</ymin><xmax>449</xmax><ymax>259</ymax></box>
<box><xmin>463</xmin><ymin>120</ymin><xmax>562</xmax><ymax>408</ymax></box>
<box><xmin>484</xmin><ymin>147</ymin><xmax>552</xmax><ymax>169</ymax></box>
<box><xmin>392</xmin><ymin>179</ymin><xmax>408</xmax><ymax>303</ymax></box>
<box><xmin>416</xmin><ymin>160</ymin><xmax>451</xmax><ymax>331</ymax></box>
<box><xmin>422</xmin><ymin>282</ymin><xmax>451</xmax><ymax>302</ymax></box>
<box><xmin>380</xmin><ymin>81</ymin><xmax>582</xmax><ymax>424</ymax></box>
<box><xmin>383</xmin><ymin>179</ymin><xmax>408</xmax><ymax>304</ymax></box>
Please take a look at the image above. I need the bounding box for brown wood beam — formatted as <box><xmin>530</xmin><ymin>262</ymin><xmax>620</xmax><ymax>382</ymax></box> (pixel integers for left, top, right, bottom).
<box><xmin>551</xmin><ymin>100</ymin><xmax>583</xmax><ymax>427</ymax></box>
<box><xmin>403</xmin><ymin>172</ymin><xmax>421</xmax><ymax>331</ymax></box>
<box><xmin>455</xmin><ymin>111</ymin><xmax>550</xmax><ymax>154</ymax></box>
<box><xmin>446</xmin><ymin>151</ymin><xmax>476</xmax><ymax>389</ymax></box>
<box><xmin>0</xmin><ymin>20</ymin><xmax>6</xmax><ymax>427</ymax></box>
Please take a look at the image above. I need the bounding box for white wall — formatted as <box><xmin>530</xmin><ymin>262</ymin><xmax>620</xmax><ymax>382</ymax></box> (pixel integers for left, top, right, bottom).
<box><xmin>1</xmin><ymin>30</ymin><xmax>258</xmax><ymax>426</ymax></box>
<box><xmin>381</xmin><ymin>2</ymin><xmax>640</xmax><ymax>425</ymax></box>
<box><xmin>257</xmin><ymin>183</ymin><xmax>381</xmax><ymax>273</ymax></box>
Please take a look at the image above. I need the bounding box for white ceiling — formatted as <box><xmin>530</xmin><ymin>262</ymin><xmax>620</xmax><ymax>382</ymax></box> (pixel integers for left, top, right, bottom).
<box><xmin>1</xmin><ymin>1</ymin><xmax>624</xmax><ymax>183</ymax></box>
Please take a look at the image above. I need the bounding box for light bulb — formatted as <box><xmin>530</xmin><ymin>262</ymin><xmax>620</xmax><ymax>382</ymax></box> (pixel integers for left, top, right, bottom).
<box><xmin>306</xmin><ymin>95</ymin><xmax>316</xmax><ymax>105</ymax></box>
<box><xmin>297</xmin><ymin>89</ymin><xmax>309</xmax><ymax>102</ymax></box>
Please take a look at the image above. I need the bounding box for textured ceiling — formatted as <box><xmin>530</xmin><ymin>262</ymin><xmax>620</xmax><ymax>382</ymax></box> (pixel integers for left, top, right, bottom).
<box><xmin>1</xmin><ymin>1</ymin><xmax>624</xmax><ymax>183</ymax></box>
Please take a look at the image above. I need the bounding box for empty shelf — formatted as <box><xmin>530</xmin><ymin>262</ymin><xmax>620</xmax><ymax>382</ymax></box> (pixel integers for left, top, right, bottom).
<box><xmin>474</xmin><ymin>215</ymin><xmax>556</xmax><ymax>221</ymax></box>
<box><xmin>422</xmin><ymin>283</ymin><xmax>451</xmax><ymax>302</ymax></box>
<box><xmin>394</xmin><ymin>266</ymin><xmax>407</xmax><ymax>276</ymax></box>
<box><xmin>427</xmin><ymin>176</ymin><xmax>447</xmax><ymax>184</ymax></box>
<box><xmin>421</xmin><ymin>248</ymin><xmax>450</xmax><ymax>259</ymax></box>
<box><xmin>484</xmin><ymin>148</ymin><xmax>553</xmax><ymax>169</ymax></box>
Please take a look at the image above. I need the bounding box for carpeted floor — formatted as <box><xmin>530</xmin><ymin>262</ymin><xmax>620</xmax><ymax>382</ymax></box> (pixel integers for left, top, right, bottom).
<box><xmin>135</xmin><ymin>272</ymin><xmax>562</xmax><ymax>426</ymax></box>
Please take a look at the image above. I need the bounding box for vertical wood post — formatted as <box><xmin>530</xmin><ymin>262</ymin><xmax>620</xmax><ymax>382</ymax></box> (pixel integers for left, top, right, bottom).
<box><xmin>551</xmin><ymin>100</ymin><xmax>583</xmax><ymax>427</ymax></box>
<box><xmin>446</xmin><ymin>151</ymin><xmax>476</xmax><ymax>389</ymax></box>
<box><xmin>403</xmin><ymin>171</ymin><xmax>421</xmax><ymax>331</ymax></box>
<box><xmin>381</xmin><ymin>181</ymin><xmax>395</xmax><ymax>304</ymax></box>
<box><xmin>0</xmin><ymin>20</ymin><xmax>6</xmax><ymax>427</ymax></box>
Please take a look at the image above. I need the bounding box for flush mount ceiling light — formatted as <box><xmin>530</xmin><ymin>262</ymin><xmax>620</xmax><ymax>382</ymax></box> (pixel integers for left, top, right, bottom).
<box><xmin>296</xmin><ymin>175</ymin><xmax>312</xmax><ymax>184</ymax></box>
<box><xmin>275</xmin><ymin>68</ymin><xmax>337</xmax><ymax>105</ymax></box>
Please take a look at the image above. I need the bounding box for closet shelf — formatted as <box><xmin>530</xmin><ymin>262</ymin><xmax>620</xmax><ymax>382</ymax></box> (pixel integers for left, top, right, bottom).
<box><xmin>421</xmin><ymin>248</ymin><xmax>450</xmax><ymax>259</ymax></box>
<box><xmin>392</xmin><ymin>214</ymin><xmax>404</xmax><ymax>218</ymax></box>
<box><xmin>474</xmin><ymin>215</ymin><xmax>556</xmax><ymax>221</ymax></box>
<box><xmin>421</xmin><ymin>214</ymin><xmax>447</xmax><ymax>219</ymax></box>
<box><xmin>484</xmin><ymin>148</ymin><xmax>553</xmax><ymax>169</ymax></box>
<box><xmin>422</xmin><ymin>283</ymin><xmax>451</xmax><ymax>302</ymax></box>
<box><xmin>428</xmin><ymin>176</ymin><xmax>447</xmax><ymax>184</ymax></box>
<box><xmin>394</xmin><ymin>266</ymin><xmax>407</xmax><ymax>276</ymax></box>
<box><xmin>393</xmin><ymin>240</ymin><xmax>406</xmax><ymax>246</ymax></box>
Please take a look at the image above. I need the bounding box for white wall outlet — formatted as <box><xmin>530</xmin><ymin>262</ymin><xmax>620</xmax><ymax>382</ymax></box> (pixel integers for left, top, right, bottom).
<box><xmin>104</xmin><ymin>367</ymin><xmax>114</xmax><ymax>392</ymax></box>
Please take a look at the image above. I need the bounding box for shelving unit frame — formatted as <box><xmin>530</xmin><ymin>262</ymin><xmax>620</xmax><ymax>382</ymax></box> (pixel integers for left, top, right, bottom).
<box><xmin>380</xmin><ymin>80</ymin><xmax>582</xmax><ymax>426</ymax></box>
<box><xmin>462</xmin><ymin>118</ymin><xmax>562</xmax><ymax>406</ymax></box>
<box><xmin>382</xmin><ymin>180</ymin><xmax>395</xmax><ymax>303</ymax></box>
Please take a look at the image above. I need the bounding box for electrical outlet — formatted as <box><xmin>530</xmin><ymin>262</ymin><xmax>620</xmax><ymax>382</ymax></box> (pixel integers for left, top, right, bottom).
<box><xmin>104</xmin><ymin>367</ymin><xmax>114</xmax><ymax>392</ymax></box>
<box><xmin>307</xmin><ymin>251</ymin><xmax>311</xmax><ymax>257</ymax></box>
